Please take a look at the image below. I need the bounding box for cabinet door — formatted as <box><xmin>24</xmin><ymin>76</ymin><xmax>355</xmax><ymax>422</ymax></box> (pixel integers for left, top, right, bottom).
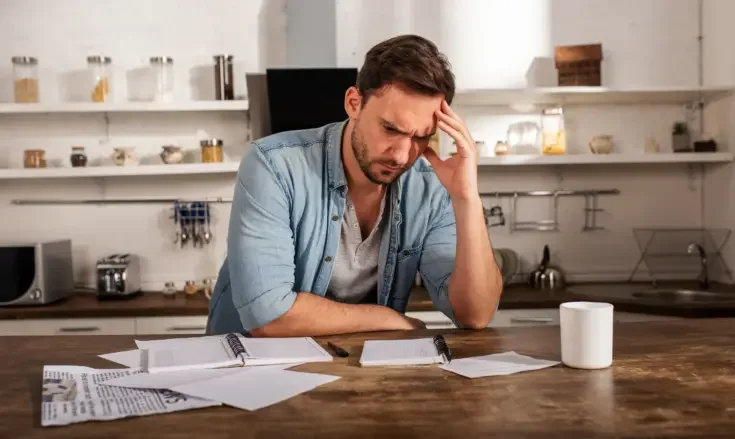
<box><xmin>0</xmin><ymin>318</ymin><xmax>136</xmax><ymax>336</ymax></box>
<box><xmin>614</xmin><ymin>312</ymin><xmax>681</xmax><ymax>323</ymax></box>
<box><xmin>489</xmin><ymin>309</ymin><xmax>560</xmax><ymax>328</ymax></box>
<box><xmin>136</xmin><ymin>316</ymin><xmax>209</xmax><ymax>335</ymax></box>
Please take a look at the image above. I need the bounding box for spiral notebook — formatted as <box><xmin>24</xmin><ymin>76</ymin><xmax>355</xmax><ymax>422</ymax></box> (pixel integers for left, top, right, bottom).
<box><xmin>359</xmin><ymin>335</ymin><xmax>453</xmax><ymax>366</ymax></box>
<box><xmin>145</xmin><ymin>334</ymin><xmax>333</xmax><ymax>373</ymax></box>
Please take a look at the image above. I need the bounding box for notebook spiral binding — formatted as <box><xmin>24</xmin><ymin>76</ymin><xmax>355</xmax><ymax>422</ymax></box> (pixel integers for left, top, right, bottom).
<box><xmin>225</xmin><ymin>333</ymin><xmax>248</xmax><ymax>358</ymax></box>
<box><xmin>432</xmin><ymin>334</ymin><xmax>452</xmax><ymax>363</ymax></box>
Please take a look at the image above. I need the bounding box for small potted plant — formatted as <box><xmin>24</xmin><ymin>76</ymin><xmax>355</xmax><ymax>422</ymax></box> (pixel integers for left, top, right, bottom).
<box><xmin>672</xmin><ymin>122</ymin><xmax>691</xmax><ymax>153</ymax></box>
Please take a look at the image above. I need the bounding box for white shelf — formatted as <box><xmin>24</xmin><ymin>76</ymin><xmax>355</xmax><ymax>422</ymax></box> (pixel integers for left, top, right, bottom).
<box><xmin>0</xmin><ymin>162</ymin><xmax>241</xmax><ymax>179</ymax></box>
<box><xmin>473</xmin><ymin>152</ymin><xmax>734</xmax><ymax>166</ymax></box>
<box><xmin>0</xmin><ymin>153</ymin><xmax>729</xmax><ymax>180</ymax></box>
<box><xmin>453</xmin><ymin>86</ymin><xmax>735</xmax><ymax>107</ymax></box>
<box><xmin>0</xmin><ymin>100</ymin><xmax>249</xmax><ymax>114</ymax></box>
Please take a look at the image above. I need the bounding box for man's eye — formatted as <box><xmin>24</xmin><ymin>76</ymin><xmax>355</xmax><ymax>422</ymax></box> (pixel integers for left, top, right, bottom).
<box><xmin>384</xmin><ymin>125</ymin><xmax>399</xmax><ymax>134</ymax></box>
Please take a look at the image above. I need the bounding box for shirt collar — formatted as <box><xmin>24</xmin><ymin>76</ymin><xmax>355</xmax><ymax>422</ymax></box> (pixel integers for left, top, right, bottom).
<box><xmin>326</xmin><ymin>119</ymin><xmax>348</xmax><ymax>191</ymax></box>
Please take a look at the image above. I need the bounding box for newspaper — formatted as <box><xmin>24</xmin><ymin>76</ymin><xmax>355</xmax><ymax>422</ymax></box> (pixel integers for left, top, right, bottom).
<box><xmin>41</xmin><ymin>365</ymin><xmax>221</xmax><ymax>427</ymax></box>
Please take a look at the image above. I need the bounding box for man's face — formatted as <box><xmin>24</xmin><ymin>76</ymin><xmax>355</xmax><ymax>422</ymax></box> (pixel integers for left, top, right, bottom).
<box><xmin>346</xmin><ymin>84</ymin><xmax>443</xmax><ymax>185</ymax></box>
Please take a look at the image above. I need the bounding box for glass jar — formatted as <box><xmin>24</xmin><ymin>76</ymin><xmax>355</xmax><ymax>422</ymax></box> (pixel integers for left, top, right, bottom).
<box><xmin>494</xmin><ymin>140</ymin><xmax>509</xmax><ymax>156</ymax></box>
<box><xmin>150</xmin><ymin>56</ymin><xmax>174</xmax><ymax>102</ymax></box>
<box><xmin>541</xmin><ymin>107</ymin><xmax>567</xmax><ymax>155</ymax></box>
<box><xmin>200</xmin><ymin>139</ymin><xmax>224</xmax><ymax>163</ymax></box>
<box><xmin>87</xmin><ymin>56</ymin><xmax>112</xmax><ymax>102</ymax></box>
<box><xmin>12</xmin><ymin>56</ymin><xmax>40</xmax><ymax>103</ymax></box>
<box><xmin>184</xmin><ymin>280</ymin><xmax>198</xmax><ymax>296</ymax></box>
<box><xmin>24</xmin><ymin>149</ymin><xmax>46</xmax><ymax>168</ymax></box>
<box><xmin>70</xmin><ymin>146</ymin><xmax>88</xmax><ymax>167</ymax></box>
<box><xmin>162</xmin><ymin>281</ymin><xmax>177</xmax><ymax>299</ymax></box>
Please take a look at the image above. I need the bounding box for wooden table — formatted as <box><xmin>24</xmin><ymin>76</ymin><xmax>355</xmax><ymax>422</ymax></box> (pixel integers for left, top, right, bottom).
<box><xmin>2</xmin><ymin>319</ymin><xmax>735</xmax><ymax>438</ymax></box>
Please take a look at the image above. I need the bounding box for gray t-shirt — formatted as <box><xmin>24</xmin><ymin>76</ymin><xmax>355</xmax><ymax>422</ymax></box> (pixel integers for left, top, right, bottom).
<box><xmin>326</xmin><ymin>195</ymin><xmax>388</xmax><ymax>304</ymax></box>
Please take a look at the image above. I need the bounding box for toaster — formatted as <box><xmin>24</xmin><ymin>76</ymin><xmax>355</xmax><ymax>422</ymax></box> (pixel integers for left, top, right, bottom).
<box><xmin>96</xmin><ymin>253</ymin><xmax>142</xmax><ymax>299</ymax></box>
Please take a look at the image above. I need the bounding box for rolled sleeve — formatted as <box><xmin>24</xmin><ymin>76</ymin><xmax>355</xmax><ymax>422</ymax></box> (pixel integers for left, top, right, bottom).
<box><xmin>418</xmin><ymin>192</ymin><xmax>458</xmax><ymax>325</ymax></box>
<box><xmin>227</xmin><ymin>145</ymin><xmax>297</xmax><ymax>331</ymax></box>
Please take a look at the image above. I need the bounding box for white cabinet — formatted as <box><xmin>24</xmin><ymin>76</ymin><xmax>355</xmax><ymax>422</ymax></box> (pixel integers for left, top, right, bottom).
<box><xmin>0</xmin><ymin>318</ymin><xmax>136</xmax><ymax>336</ymax></box>
<box><xmin>489</xmin><ymin>309</ymin><xmax>560</xmax><ymax>328</ymax></box>
<box><xmin>135</xmin><ymin>316</ymin><xmax>209</xmax><ymax>335</ymax></box>
<box><xmin>613</xmin><ymin>312</ymin><xmax>681</xmax><ymax>323</ymax></box>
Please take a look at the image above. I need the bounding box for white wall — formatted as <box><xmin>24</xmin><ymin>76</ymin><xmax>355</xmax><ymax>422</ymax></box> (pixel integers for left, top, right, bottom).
<box><xmin>703</xmin><ymin>0</ymin><xmax>735</xmax><ymax>283</ymax></box>
<box><xmin>0</xmin><ymin>0</ymin><xmax>730</xmax><ymax>291</ymax></box>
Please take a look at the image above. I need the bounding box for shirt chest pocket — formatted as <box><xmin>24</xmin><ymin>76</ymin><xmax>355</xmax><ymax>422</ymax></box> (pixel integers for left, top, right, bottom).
<box><xmin>389</xmin><ymin>246</ymin><xmax>422</xmax><ymax>311</ymax></box>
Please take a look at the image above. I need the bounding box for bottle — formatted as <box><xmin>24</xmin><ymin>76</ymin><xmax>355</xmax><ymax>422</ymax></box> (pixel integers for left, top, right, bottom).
<box><xmin>213</xmin><ymin>55</ymin><xmax>234</xmax><ymax>100</ymax></box>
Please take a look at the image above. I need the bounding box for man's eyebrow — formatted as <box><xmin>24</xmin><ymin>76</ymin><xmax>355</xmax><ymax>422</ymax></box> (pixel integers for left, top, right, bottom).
<box><xmin>381</xmin><ymin>118</ymin><xmax>435</xmax><ymax>138</ymax></box>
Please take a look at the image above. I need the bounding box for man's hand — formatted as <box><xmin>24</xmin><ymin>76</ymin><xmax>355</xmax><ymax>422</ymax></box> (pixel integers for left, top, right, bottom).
<box><xmin>422</xmin><ymin>100</ymin><xmax>479</xmax><ymax>201</ymax></box>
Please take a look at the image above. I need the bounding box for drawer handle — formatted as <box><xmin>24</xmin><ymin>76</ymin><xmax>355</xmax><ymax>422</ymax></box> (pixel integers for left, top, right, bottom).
<box><xmin>166</xmin><ymin>326</ymin><xmax>206</xmax><ymax>331</ymax></box>
<box><xmin>510</xmin><ymin>317</ymin><xmax>553</xmax><ymax>323</ymax></box>
<box><xmin>58</xmin><ymin>326</ymin><xmax>101</xmax><ymax>333</ymax></box>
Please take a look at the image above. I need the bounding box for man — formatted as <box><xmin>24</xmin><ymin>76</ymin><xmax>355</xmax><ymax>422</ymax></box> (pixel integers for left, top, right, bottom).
<box><xmin>207</xmin><ymin>34</ymin><xmax>502</xmax><ymax>337</ymax></box>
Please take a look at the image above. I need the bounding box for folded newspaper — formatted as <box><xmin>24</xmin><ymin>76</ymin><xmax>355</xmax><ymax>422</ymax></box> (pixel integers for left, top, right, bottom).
<box><xmin>41</xmin><ymin>365</ymin><xmax>220</xmax><ymax>427</ymax></box>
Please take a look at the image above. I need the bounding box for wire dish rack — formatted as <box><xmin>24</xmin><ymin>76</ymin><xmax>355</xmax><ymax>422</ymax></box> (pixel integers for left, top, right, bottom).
<box><xmin>627</xmin><ymin>228</ymin><xmax>733</xmax><ymax>284</ymax></box>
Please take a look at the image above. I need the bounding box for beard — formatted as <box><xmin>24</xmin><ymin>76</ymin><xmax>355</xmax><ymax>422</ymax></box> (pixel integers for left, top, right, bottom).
<box><xmin>351</xmin><ymin>119</ymin><xmax>408</xmax><ymax>185</ymax></box>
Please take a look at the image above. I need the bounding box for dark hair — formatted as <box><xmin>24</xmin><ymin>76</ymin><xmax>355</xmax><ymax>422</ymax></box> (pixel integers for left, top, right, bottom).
<box><xmin>356</xmin><ymin>34</ymin><xmax>455</xmax><ymax>106</ymax></box>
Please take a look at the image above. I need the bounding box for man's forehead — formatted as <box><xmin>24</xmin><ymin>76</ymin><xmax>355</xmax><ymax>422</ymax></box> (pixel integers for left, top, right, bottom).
<box><xmin>381</xmin><ymin>115</ymin><xmax>436</xmax><ymax>137</ymax></box>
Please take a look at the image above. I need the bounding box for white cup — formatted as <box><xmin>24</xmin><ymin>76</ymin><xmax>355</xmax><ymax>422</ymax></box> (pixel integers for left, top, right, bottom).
<box><xmin>559</xmin><ymin>301</ymin><xmax>614</xmax><ymax>369</ymax></box>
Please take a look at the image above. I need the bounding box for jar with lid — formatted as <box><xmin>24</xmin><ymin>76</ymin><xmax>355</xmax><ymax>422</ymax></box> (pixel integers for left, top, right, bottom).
<box><xmin>12</xmin><ymin>56</ymin><xmax>40</xmax><ymax>103</ymax></box>
<box><xmin>494</xmin><ymin>140</ymin><xmax>509</xmax><ymax>156</ymax></box>
<box><xmin>70</xmin><ymin>146</ymin><xmax>88</xmax><ymax>167</ymax></box>
<box><xmin>150</xmin><ymin>56</ymin><xmax>174</xmax><ymax>102</ymax></box>
<box><xmin>87</xmin><ymin>56</ymin><xmax>113</xmax><ymax>102</ymax></box>
<box><xmin>200</xmin><ymin>139</ymin><xmax>224</xmax><ymax>163</ymax></box>
<box><xmin>541</xmin><ymin>107</ymin><xmax>567</xmax><ymax>155</ymax></box>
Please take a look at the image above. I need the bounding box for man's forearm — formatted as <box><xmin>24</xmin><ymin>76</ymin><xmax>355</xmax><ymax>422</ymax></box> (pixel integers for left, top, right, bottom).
<box><xmin>447</xmin><ymin>196</ymin><xmax>503</xmax><ymax>329</ymax></box>
<box><xmin>249</xmin><ymin>292</ymin><xmax>415</xmax><ymax>337</ymax></box>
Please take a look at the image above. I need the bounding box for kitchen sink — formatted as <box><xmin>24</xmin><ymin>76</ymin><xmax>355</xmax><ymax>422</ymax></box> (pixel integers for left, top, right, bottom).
<box><xmin>631</xmin><ymin>289</ymin><xmax>735</xmax><ymax>302</ymax></box>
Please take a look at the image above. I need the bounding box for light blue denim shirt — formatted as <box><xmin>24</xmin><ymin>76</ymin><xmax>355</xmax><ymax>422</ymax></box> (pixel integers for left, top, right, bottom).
<box><xmin>207</xmin><ymin>120</ymin><xmax>459</xmax><ymax>334</ymax></box>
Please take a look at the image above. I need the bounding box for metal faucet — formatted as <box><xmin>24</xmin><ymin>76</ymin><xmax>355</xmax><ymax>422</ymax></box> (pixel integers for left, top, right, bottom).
<box><xmin>687</xmin><ymin>242</ymin><xmax>709</xmax><ymax>290</ymax></box>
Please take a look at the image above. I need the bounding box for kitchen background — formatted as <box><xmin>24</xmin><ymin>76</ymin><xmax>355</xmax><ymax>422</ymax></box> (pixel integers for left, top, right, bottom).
<box><xmin>1</xmin><ymin>0</ymin><xmax>735</xmax><ymax>293</ymax></box>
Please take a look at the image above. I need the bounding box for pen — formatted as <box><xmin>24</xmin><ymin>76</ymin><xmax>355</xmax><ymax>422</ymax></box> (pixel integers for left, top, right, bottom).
<box><xmin>327</xmin><ymin>341</ymin><xmax>349</xmax><ymax>358</ymax></box>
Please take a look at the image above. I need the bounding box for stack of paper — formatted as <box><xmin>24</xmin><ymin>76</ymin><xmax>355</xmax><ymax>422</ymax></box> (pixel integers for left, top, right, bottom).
<box><xmin>42</xmin><ymin>335</ymin><xmax>341</xmax><ymax>427</ymax></box>
<box><xmin>439</xmin><ymin>351</ymin><xmax>560</xmax><ymax>378</ymax></box>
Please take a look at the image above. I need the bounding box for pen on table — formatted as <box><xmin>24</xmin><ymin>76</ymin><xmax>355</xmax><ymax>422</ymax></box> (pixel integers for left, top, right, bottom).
<box><xmin>327</xmin><ymin>341</ymin><xmax>349</xmax><ymax>358</ymax></box>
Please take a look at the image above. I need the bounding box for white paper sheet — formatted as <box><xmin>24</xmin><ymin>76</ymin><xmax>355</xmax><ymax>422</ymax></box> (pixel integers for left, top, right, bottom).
<box><xmin>439</xmin><ymin>351</ymin><xmax>560</xmax><ymax>378</ymax></box>
<box><xmin>99</xmin><ymin>349</ymin><xmax>145</xmax><ymax>369</ymax></box>
<box><xmin>135</xmin><ymin>335</ymin><xmax>223</xmax><ymax>350</ymax></box>
<box><xmin>170</xmin><ymin>369</ymin><xmax>340</xmax><ymax>411</ymax></box>
<box><xmin>99</xmin><ymin>364</ymin><xmax>302</xmax><ymax>390</ymax></box>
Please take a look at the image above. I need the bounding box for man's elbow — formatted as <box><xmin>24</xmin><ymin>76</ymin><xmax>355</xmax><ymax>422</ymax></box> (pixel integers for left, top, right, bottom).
<box><xmin>456</xmin><ymin>311</ymin><xmax>494</xmax><ymax>330</ymax></box>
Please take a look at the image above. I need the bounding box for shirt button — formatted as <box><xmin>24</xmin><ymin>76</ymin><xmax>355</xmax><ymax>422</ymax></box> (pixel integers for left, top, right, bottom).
<box><xmin>353</xmin><ymin>224</ymin><xmax>358</xmax><ymax>229</ymax></box>
<box><xmin>325</xmin><ymin>256</ymin><xmax>333</xmax><ymax>262</ymax></box>
<box><xmin>332</xmin><ymin>215</ymin><xmax>339</xmax><ymax>221</ymax></box>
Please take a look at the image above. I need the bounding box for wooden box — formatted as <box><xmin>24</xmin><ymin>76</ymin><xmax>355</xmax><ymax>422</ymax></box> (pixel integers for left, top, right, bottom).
<box><xmin>554</xmin><ymin>43</ymin><xmax>603</xmax><ymax>86</ymax></box>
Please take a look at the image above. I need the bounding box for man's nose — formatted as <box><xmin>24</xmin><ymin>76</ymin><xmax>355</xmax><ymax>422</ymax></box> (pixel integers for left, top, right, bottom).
<box><xmin>387</xmin><ymin>138</ymin><xmax>412</xmax><ymax>165</ymax></box>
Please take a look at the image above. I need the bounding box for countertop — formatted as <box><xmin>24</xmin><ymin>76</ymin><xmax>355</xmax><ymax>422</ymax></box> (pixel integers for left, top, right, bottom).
<box><xmin>3</xmin><ymin>320</ymin><xmax>735</xmax><ymax>438</ymax></box>
<box><xmin>2</xmin><ymin>282</ymin><xmax>735</xmax><ymax>320</ymax></box>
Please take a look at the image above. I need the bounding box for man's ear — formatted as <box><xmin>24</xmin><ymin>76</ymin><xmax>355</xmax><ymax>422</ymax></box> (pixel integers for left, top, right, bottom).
<box><xmin>344</xmin><ymin>86</ymin><xmax>362</xmax><ymax>119</ymax></box>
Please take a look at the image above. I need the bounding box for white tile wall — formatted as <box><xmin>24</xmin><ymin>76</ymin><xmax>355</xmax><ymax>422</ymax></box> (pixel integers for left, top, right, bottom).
<box><xmin>0</xmin><ymin>0</ymin><xmax>732</xmax><ymax>290</ymax></box>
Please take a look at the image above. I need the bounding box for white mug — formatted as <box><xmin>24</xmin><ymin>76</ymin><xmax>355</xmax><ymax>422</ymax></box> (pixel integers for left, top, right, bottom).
<box><xmin>559</xmin><ymin>301</ymin><xmax>614</xmax><ymax>369</ymax></box>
